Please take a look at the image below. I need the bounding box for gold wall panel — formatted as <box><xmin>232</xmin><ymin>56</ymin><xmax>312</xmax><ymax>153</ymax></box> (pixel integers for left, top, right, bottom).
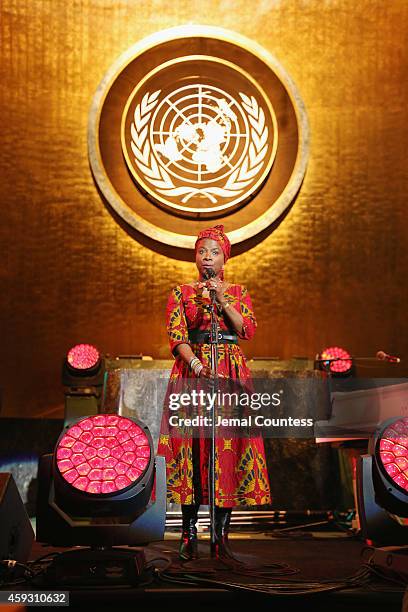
<box><xmin>0</xmin><ymin>1</ymin><xmax>407</xmax><ymax>418</ymax></box>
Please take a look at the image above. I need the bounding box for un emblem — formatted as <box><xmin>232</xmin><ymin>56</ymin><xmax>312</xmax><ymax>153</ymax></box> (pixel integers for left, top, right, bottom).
<box><xmin>89</xmin><ymin>26</ymin><xmax>309</xmax><ymax>249</ymax></box>
<box><xmin>121</xmin><ymin>61</ymin><xmax>277</xmax><ymax>216</ymax></box>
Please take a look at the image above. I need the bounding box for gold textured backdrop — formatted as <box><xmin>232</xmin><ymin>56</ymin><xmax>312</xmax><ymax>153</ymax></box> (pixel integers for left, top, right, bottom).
<box><xmin>0</xmin><ymin>1</ymin><xmax>407</xmax><ymax>418</ymax></box>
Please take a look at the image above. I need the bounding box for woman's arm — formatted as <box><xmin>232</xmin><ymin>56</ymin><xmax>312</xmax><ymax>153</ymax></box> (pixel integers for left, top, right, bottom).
<box><xmin>236</xmin><ymin>286</ymin><xmax>257</xmax><ymax>340</ymax></box>
<box><xmin>174</xmin><ymin>342</ymin><xmax>196</xmax><ymax>366</ymax></box>
<box><xmin>218</xmin><ymin>297</ymin><xmax>244</xmax><ymax>335</ymax></box>
<box><xmin>166</xmin><ymin>286</ymin><xmax>212</xmax><ymax>378</ymax></box>
<box><xmin>175</xmin><ymin>343</ymin><xmax>213</xmax><ymax>378</ymax></box>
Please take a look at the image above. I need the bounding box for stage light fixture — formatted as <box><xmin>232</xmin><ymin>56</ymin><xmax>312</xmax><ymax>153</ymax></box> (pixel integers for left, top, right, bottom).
<box><xmin>316</xmin><ymin>346</ymin><xmax>353</xmax><ymax>376</ymax></box>
<box><xmin>62</xmin><ymin>343</ymin><xmax>104</xmax><ymax>387</ymax></box>
<box><xmin>357</xmin><ymin>417</ymin><xmax>408</xmax><ymax>545</ymax></box>
<box><xmin>62</xmin><ymin>343</ymin><xmax>106</xmax><ymax>426</ymax></box>
<box><xmin>67</xmin><ymin>343</ymin><xmax>101</xmax><ymax>372</ymax></box>
<box><xmin>36</xmin><ymin>414</ymin><xmax>166</xmax><ymax>585</ymax></box>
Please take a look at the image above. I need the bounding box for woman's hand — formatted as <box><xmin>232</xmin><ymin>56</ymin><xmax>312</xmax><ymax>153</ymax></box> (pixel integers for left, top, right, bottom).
<box><xmin>190</xmin><ymin>356</ymin><xmax>213</xmax><ymax>379</ymax></box>
<box><xmin>203</xmin><ymin>277</ymin><xmax>228</xmax><ymax>305</ymax></box>
<box><xmin>199</xmin><ymin>365</ymin><xmax>214</xmax><ymax>378</ymax></box>
<box><xmin>195</xmin><ymin>281</ymin><xmax>206</xmax><ymax>297</ymax></box>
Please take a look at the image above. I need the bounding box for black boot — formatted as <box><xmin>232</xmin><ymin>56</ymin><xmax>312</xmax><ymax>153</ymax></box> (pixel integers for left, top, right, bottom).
<box><xmin>214</xmin><ymin>507</ymin><xmax>235</xmax><ymax>560</ymax></box>
<box><xmin>179</xmin><ymin>504</ymin><xmax>199</xmax><ymax>561</ymax></box>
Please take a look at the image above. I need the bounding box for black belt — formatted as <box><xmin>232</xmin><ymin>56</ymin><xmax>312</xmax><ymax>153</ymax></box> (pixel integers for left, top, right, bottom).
<box><xmin>189</xmin><ymin>329</ymin><xmax>238</xmax><ymax>344</ymax></box>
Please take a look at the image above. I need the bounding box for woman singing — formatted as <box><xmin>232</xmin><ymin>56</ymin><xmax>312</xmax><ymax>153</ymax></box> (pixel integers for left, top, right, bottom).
<box><xmin>157</xmin><ymin>225</ymin><xmax>271</xmax><ymax>561</ymax></box>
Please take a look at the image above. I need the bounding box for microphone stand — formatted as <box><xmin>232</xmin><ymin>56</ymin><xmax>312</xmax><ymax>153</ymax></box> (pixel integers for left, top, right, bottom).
<box><xmin>208</xmin><ymin>285</ymin><xmax>219</xmax><ymax>558</ymax></box>
<box><xmin>315</xmin><ymin>356</ymin><xmax>401</xmax><ymax>366</ymax></box>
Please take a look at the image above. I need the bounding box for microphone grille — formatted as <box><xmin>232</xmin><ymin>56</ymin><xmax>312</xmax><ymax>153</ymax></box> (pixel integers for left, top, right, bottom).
<box><xmin>203</xmin><ymin>268</ymin><xmax>216</xmax><ymax>279</ymax></box>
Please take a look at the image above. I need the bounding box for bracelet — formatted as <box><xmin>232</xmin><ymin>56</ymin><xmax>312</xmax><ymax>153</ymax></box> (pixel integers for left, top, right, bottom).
<box><xmin>189</xmin><ymin>356</ymin><xmax>203</xmax><ymax>377</ymax></box>
<box><xmin>189</xmin><ymin>356</ymin><xmax>200</xmax><ymax>370</ymax></box>
<box><xmin>193</xmin><ymin>362</ymin><xmax>203</xmax><ymax>377</ymax></box>
<box><xmin>189</xmin><ymin>357</ymin><xmax>203</xmax><ymax>377</ymax></box>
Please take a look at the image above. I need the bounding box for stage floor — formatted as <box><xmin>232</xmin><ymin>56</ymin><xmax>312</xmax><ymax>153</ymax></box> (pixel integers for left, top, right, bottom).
<box><xmin>10</xmin><ymin>530</ymin><xmax>405</xmax><ymax>611</ymax></box>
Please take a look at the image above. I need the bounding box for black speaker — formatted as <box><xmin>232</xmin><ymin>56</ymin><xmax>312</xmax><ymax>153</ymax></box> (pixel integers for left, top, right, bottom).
<box><xmin>0</xmin><ymin>473</ymin><xmax>34</xmax><ymax>562</ymax></box>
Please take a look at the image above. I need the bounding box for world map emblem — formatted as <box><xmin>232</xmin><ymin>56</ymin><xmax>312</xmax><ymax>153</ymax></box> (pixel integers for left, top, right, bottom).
<box><xmin>121</xmin><ymin>58</ymin><xmax>277</xmax><ymax>217</ymax></box>
<box><xmin>89</xmin><ymin>26</ymin><xmax>309</xmax><ymax>248</ymax></box>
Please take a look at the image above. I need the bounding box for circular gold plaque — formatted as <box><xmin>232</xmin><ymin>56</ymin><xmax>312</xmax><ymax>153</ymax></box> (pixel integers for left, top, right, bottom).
<box><xmin>88</xmin><ymin>26</ymin><xmax>309</xmax><ymax>249</ymax></box>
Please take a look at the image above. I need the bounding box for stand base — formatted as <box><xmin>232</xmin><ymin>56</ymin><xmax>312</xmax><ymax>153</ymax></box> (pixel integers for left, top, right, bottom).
<box><xmin>181</xmin><ymin>556</ymin><xmax>239</xmax><ymax>571</ymax></box>
<box><xmin>180</xmin><ymin>543</ymin><xmax>245</xmax><ymax>571</ymax></box>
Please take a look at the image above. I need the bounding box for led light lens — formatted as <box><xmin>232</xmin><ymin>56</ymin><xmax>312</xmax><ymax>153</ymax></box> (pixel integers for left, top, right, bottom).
<box><xmin>321</xmin><ymin>346</ymin><xmax>352</xmax><ymax>374</ymax></box>
<box><xmin>56</xmin><ymin>415</ymin><xmax>151</xmax><ymax>494</ymax></box>
<box><xmin>379</xmin><ymin>418</ymin><xmax>408</xmax><ymax>492</ymax></box>
<box><xmin>67</xmin><ymin>344</ymin><xmax>100</xmax><ymax>370</ymax></box>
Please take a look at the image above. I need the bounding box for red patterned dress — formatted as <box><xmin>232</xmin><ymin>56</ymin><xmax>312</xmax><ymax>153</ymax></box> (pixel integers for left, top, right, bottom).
<box><xmin>157</xmin><ymin>283</ymin><xmax>271</xmax><ymax>508</ymax></box>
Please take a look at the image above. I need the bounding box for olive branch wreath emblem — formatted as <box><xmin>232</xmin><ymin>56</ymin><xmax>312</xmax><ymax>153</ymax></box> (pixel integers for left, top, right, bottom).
<box><xmin>130</xmin><ymin>90</ymin><xmax>269</xmax><ymax>204</ymax></box>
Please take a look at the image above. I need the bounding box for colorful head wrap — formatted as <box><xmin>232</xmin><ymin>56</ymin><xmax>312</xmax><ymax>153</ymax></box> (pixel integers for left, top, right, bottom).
<box><xmin>194</xmin><ymin>224</ymin><xmax>231</xmax><ymax>263</ymax></box>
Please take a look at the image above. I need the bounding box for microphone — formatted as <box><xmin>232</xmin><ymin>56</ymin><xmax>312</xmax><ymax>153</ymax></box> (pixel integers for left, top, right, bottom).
<box><xmin>376</xmin><ymin>350</ymin><xmax>401</xmax><ymax>364</ymax></box>
<box><xmin>203</xmin><ymin>268</ymin><xmax>215</xmax><ymax>280</ymax></box>
<box><xmin>203</xmin><ymin>268</ymin><xmax>216</xmax><ymax>302</ymax></box>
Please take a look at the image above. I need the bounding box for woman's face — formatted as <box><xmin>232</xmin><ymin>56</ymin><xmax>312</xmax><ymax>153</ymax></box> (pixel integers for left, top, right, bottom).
<box><xmin>195</xmin><ymin>238</ymin><xmax>225</xmax><ymax>279</ymax></box>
